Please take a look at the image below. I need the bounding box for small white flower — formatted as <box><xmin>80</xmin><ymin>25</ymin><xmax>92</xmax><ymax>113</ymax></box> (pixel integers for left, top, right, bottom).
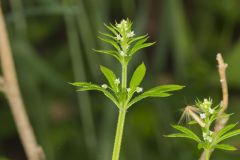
<box><xmin>203</xmin><ymin>98</ymin><xmax>212</xmax><ymax>106</ymax></box>
<box><xmin>209</xmin><ymin>108</ymin><xmax>215</xmax><ymax>114</ymax></box>
<box><xmin>206</xmin><ymin>136</ymin><xmax>212</xmax><ymax>143</ymax></box>
<box><xmin>127</xmin><ymin>88</ymin><xmax>131</xmax><ymax>92</ymax></box>
<box><xmin>136</xmin><ymin>87</ymin><xmax>143</xmax><ymax>93</ymax></box>
<box><xmin>114</xmin><ymin>78</ymin><xmax>120</xmax><ymax>85</ymax></box>
<box><xmin>202</xmin><ymin>132</ymin><xmax>207</xmax><ymax>138</ymax></box>
<box><xmin>116</xmin><ymin>23</ymin><xmax>121</xmax><ymax>28</ymax></box>
<box><xmin>117</xmin><ymin>20</ymin><xmax>127</xmax><ymax>28</ymax></box>
<box><xmin>209</xmin><ymin>131</ymin><xmax>213</xmax><ymax>135</ymax></box>
<box><xmin>127</xmin><ymin>31</ymin><xmax>135</xmax><ymax>38</ymax></box>
<box><xmin>101</xmin><ymin>84</ymin><xmax>108</xmax><ymax>89</ymax></box>
<box><xmin>116</xmin><ymin>34</ymin><xmax>123</xmax><ymax>41</ymax></box>
<box><xmin>200</xmin><ymin>113</ymin><xmax>206</xmax><ymax>119</ymax></box>
<box><xmin>120</xmin><ymin>51</ymin><xmax>126</xmax><ymax>57</ymax></box>
<box><xmin>122</xmin><ymin>20</ymin><xmax>127</xmax><ymax>25</ymax></box>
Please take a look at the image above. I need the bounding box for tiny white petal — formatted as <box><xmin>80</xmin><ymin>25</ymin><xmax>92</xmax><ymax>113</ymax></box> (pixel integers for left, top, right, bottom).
<box><xmin>114</xmin><ymin>78</ymin><xmax>120</xmax><ymax>85</ymax></box>
<box><xmin>200</xmin><ymin>113</ymin><xmax>206</xmax><ymax>119</ymax></box>
<box><xmin>206</xmin><ymin>136</ymin><xmax>212</xmax><ymax>143</ymax></box>
<box><xmin>202</xmin><ymin>132</ymin><xmax>207</xmax><ymax>138</ymax></box>
<box><xmin>127</xmin><ymin>31</ymin><xmax>135</xmax><ymax>38</ymax></box>
<box><xmin>136</xmin><ymin>87</ymin><xmax>143</xmax><ymax>93</ymax></box>
<box><xmin>127</xmin><ymin>88</ymin><xmax>131</xmax><ymax>92</ymax></box>
<box><xmin>209</xmin><ymin>108</ymin><xmax>215</xmax><ymax>114</ymax></box>
<box><xmin>120</xmin><ymin>51</ymin><xmax>126</xmax><ymax>57</ymax></box>
<box><xmin>101</xmin><ymin>84</ymin><xmax>108</xmax><ymax>89</ymax></box>
<box><xmin>117</xmin><ymin>23</ymin><xmax>121</xmax><ymax>28</ymax></box>
<box><xmin>116</xmin><ymin>34</ymin><xmax>122</xmax><ymax>40</ymax></box>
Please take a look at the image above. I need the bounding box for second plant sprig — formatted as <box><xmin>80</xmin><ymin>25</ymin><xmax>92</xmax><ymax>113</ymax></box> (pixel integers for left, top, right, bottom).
<box><xmin>71</xmin><ymin>19</ymin><xmax>184</xmax><ymax>160</ymax></box>
<box><xmin>166</xmin><ymin>99</ymin><xmax>240</xmax><ymax>160</ymax></box>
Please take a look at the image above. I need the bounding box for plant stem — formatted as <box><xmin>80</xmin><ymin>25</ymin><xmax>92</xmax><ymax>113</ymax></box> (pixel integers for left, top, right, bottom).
<box><xmin>205</xmin><ymin>149</ymin><xmax>210</xmax><ymax>160</ymax></box>
<box><xmin>121</xmin><ymin>63</ymin><xmax>128</xmax><ymax>89</ymax></box>
<box><xmin>112</xmin><ymin>109</ymin><xmax>126</xmax><ymax>160</ymax></box>
<box><xmin>112</xmin><ymin>62</ymin><xmax>128</xmax><ymax>160</ymax></box>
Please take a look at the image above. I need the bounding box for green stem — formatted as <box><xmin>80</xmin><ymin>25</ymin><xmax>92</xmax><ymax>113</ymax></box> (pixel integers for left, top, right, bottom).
<box><xmin>205</xmin><ymin>149</ymin><xmax>210</xmax><ymax>160</ymax></box>
<box><xmin>121</xmin><ymin>63</ymin><xmax>128</xmax><ymax>89</ymax></box>
<box><xmin>112</xmin><ymin>62</ymin><xmax>128</xmax><ymax>160</ymax></box>
<box><xmin>112</xmin><ymin>109</ymin><xmax>126</xmax><ymax>160</ymax></box>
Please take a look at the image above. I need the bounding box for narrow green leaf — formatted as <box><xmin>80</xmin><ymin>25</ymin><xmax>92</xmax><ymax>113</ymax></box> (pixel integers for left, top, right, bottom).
<box><xmin>128</xmin><ymin>34</ymin><xmax>148</xmax><ymax>44</ymax></box>
<box><xmin>98</xmin><ymin>37</ymin><xmax>120</xmax><ymax>51</ymax></box>
<box><xmin>188</xmin><ymin>121</ymin><xmax>198</xmax><ymax>125</ymax></box>
<box><xmin>100</xmin><ymin>65</ymin><xmax>117</xmax><ymax>91</ymax></box>
<box><xmin>145</xmin><ymin>85</ymin><xmax>185</xmax><ymax>94</ymax></box>
<box><xmin>171</xmin><ymin>125</ymin><xmax>201</xmax><ymax>142</ymax></box>
<box><xmin>70</xmin><ymin>82</ymin><xmax>118</xmax><ymax>106</ymax></box>
<box><xmin>93</xmin><ymin>49</ymin><xmax>120</xmax><ymax>61</ymax></box>
<box><xmin>165</xmin><ymin>133</ymin><xmax>200</xmax><ymax>142</ymax></box>
<box><xmin>130</xmin><ymin>42</ymin><xmax>156</xmax><ymax>56</ymax></box>
<box><xmin>130</xmin><ymin>63</ymin><xmax>146</xmax><ymax>88</ymax></box>
<box><xmin>127</xmin><ymin>85</ymin><xmax>184</xmax><ymax>107</ymax></box>
<box><xmin>99</xmin><ymin>31</ymin><xmax>116</xmax><ymax>40</ymax></box>
<box><xmin>104</xmin><ymin>23</ymin><xmax>118</xmax><ymax>35</ymax></box>
<box><xmin>217</xmin><ymin>129</ymin><xmax>240</xmax><ymax>143</ymax></box>
<box><xmin>127</xmin><ymin>92</ymin><xmax>171</xmax><ymax>108</ymax></box>
<box><xmin>215</xmin><ymin>144</ymin><xmax>237</xmax><ymax>151</ymax></box>
<box><xmin>214</xmin><ymin>123</ymin><xmax>238</xmax><ymax>141</ymax></box>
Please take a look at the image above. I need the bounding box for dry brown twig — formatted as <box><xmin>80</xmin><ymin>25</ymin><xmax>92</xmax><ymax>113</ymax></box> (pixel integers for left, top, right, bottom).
<box><xmin>199</xmin><ymin>53</ymin><xmax>229</xmax><ymax>160</ymax></box>
<box><xmin>0</xmin><ymin>4</ymin><xmax>45</xmax><ymax>160</ymax></box>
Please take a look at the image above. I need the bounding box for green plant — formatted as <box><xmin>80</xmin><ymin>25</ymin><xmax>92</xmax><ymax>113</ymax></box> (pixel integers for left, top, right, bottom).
<box><xmin>166</xmin><ymin>98</ymin><xmax>240</xmax><ymax>160</ymax></box>
<box><xmin>70</xmin><ymin>19</ymin><xmax>184</xmax><ymax>160</ymax></box>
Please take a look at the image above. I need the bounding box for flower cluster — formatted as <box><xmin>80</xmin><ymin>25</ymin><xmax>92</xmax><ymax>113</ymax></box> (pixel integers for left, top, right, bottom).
<box><xmin>101</xmin><ymin>78</ymin><xmax>143</xmax><ymax>94</ymax></box>
<box><xmin>115</xmin><ymin>19</ymin><xmax>135</xmax><ymax>57</ymax></box>
<box><xmin>195</xmin><ymin>98</ymin><xmax>217</xmax><ymax>143</ymax></box>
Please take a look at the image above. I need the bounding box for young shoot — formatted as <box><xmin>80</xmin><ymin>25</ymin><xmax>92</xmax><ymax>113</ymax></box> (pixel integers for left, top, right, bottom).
<box><xmin>166</xmin><ymin>98</ymin><xmax>240</xmax><ymax>160</ymax></box>
<box><xmin>70</xmin><ymin>19</ymin><xmax>184</xmax><ymax>160</ymax></box>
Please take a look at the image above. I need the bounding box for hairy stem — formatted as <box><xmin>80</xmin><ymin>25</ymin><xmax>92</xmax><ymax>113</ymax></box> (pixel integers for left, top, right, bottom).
<box><xmin>112</xmin><ymin>109</ymin><xmax>126</xmax><ymax>160</ymax></box>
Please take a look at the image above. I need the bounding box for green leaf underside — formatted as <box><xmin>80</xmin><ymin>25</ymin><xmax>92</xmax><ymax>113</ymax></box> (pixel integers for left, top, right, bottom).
<box><xmin>98</xmin><ymin>37</ymin><xmax>120</xmax><ymax>51</ymax></box>
<box><xmin>128</xmin><ymin>34</ymin><xmax>148</xmax><ymax>44</ymax></box>
<box><xmin>100</xmin><ymin>65</ymin><xmax>117</xmax><ymax>91</ymax></box>
<box><xmin>70</xmin><ymin>82</ymin><xmax>118</xmax><ymax>106</ymax></box>
<box><xmin>130</xmin><ymin>37</ymin><xmax>155</xmax><ymax>56</ymax></box>
<box><xmin>215</xmin><ymin>144</ymin><xmax>237</xmax><ymax>151</ymax></box>
<box><xmin>171</xmin><ymin>125</ymin><xmax>201</xmax><ymax>142</ymax></box>
<box><xmin>128</xmin><ymin>92</ymin><xmax>171</xmax><ymax>107</ymax></box>
<box><xmin>165</xmin><ymin>133</ymin><xmax>200</xmax><ymax>142</ymax></box>
<box><xmin>216</xmin><ymin>129</ymin><xmax>240</xmax><ymax>143</ymax></box>
<box><xmin>104</xmin><ymin>23</ymin><xmax>118</xmax><ymax>35</ymax></box>
<box><xmin>188</xmin><ymin>121</ymin><xmax>198</xmax><ymax>125</ymax></box>
<box><xmin>214</xmin><ymin>123</ymin><xmax>238</xmax><ymax>142</ymax></box>
<box><xmin>128</xmin><ymin>85</ymin><xmax>184</xmax><ymax>107</ymax></box>
<box><xmin>93</xmin><ymin>49</ymin><xmax>120</xmax><ymax>61</ymax></box>
<box><xmin>145</xmin><ymin>85</ymin><xmax>185</xmax><ymax>93</ymax></box>
<box><xmin>130</xmin><ymin>63</ymin><xmax>146</xmax><ymax>88</ymax></box>
<box><xmin>99</xmin><ymin>31</ymin><xmax>116</xmax><ymax>40</ymax></box>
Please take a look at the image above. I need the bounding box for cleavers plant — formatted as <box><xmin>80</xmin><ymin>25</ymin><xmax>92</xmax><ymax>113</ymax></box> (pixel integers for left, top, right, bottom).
<box><xmin>71</xmin><ymin>19</ymin><xmax>184</xmax><ymax>160</ymax></box>
<box><xmin>166</xmin><ymin>98</ymin><xmax>240</xmax><ymax>160</ymax></box>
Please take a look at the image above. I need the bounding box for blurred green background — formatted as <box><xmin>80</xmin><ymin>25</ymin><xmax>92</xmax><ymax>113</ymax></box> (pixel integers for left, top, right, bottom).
<box><xmin>1</xmin><ymin>0</ymin><xmax>240</xmax><ymax>159</ymax></box>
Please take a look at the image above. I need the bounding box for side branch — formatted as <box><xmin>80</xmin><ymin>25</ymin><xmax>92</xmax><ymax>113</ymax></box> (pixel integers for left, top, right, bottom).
<box><xmin>214</xmin><ymin>53</ymin><xmax>229</xmax><ymax>131</ymax></box>
<box><xmin>0</xmin><ymin>5</ymin><xmax>45</xmax><ymax>160</ymax></box>
<box><xmin>200</xmin><ymin>53</ymin><xmax>229</xmax><ymax>160</ymax></box>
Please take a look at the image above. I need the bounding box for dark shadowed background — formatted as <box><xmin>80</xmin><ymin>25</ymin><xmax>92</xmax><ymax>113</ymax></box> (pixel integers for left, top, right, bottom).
<box><xmin>0</xmin><ymin>0</ymin><xmax>240</xmax><ymax>159</ymax></box>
